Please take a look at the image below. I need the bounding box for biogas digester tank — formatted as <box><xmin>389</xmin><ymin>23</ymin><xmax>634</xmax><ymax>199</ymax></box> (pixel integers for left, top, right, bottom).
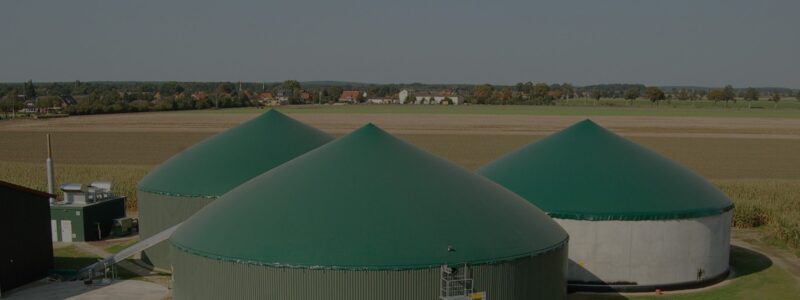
<box><xmin>137</xmin><ymin>110</ymin><xmax>333</xmax><ymax>270</ymax></box>
<box><xmin>479</xmin><ymin>120</ymin><xmax>733</xmax><ymax>291</ymax></box>
<box><xmin>170</xmin><ymin>124</ymin><xmax>569</xmax><ymax>300</ymax></box>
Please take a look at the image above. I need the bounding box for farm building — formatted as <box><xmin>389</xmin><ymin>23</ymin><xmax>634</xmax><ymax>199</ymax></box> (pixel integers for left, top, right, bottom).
<box><xmin>169</xmin><ymin>124</ymin><xmax>569</xmax><ymax>300</ymax></box>
<box><xmin>478</xmin><ymin>120</ymin><xmax>734</xmax><ymax>291</ymax></box>
<box><xmin>398</xmin><ymin>89</ymin><xmax>460</xmax><ymax>105</ymax></box>
<box><xmin>338</xmin><ymin>90</ymin><xmax>363</xmax><ymax>103</ymax></box>
<box><xmin>0</xmin><ymin>181</ymin><xmax>53</xmax><ymax>296</ymax></box>
<box><xmin>50</xmin><ymin>182</ymin><xmax>127</xmax><ymax>242</ymax></box>
<box><xmin>137</xmin><ymin>109</ymin><xmax>333</xmax><ymax>271</ymax></box>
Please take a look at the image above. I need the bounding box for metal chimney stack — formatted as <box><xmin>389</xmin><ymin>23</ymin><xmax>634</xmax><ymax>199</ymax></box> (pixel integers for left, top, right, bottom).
<box><xmin>46</xmin><ymin>134</ymin><xmax>55</xmax><ymax>205</ymax></box>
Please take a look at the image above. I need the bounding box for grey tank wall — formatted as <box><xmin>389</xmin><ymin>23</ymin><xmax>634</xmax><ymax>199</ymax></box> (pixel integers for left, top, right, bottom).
<box><xmin>138</xmin><ymin>191</ymin><xmax>214</xmax><ymax>271</ymax></box>
<box><xmin>558</xmin><ymin>211</ymin><xmax>731</xmax><ymax>287</ymax></box>
<box><xmin>171</xmin><ymin>243</ymin><xmax>568</xmax><ymax>300</ymax></box>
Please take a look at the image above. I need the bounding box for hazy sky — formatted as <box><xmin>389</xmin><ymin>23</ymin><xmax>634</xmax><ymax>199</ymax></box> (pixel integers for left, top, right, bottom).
<box><xmin>1</xmin><ymin>0</ymin><xmax>798</xmax><ymax>87</ymax></box>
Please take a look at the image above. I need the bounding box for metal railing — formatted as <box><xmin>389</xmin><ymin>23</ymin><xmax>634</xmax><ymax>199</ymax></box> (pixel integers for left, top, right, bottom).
<box><xmin>440</xmin><ymin>264</ymin><xmax>473</xmax><ymax>299</ymax></box>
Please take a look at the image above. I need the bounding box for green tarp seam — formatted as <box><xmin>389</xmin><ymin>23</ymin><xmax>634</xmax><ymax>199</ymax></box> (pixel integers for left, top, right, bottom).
<box><xmin>170</xmin><ymin>236</ymin><xmax>569</xmax><ymax>271</ymax></box>
<box><xmin>548</xmin><ymin>204</ymin><xmax>734</xmax><ymax>221</ymax></box>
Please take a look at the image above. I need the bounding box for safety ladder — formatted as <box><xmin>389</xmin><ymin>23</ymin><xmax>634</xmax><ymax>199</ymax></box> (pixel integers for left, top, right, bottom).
<box><xmin>440</xmin><ymin>264</ymin><xmax>473</xmax><ymax>300</ymax></box>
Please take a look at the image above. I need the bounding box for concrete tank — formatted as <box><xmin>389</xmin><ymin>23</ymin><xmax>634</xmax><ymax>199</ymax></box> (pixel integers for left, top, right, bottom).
<box><xmin>478</xmin><ymin>120</ymin><xmax>734</xmax><ymax>291</ymax></box>
<box><xmin>561</xmin><ymin>211</ymin><xmax>731</xmax><ymax>289</ymax></box>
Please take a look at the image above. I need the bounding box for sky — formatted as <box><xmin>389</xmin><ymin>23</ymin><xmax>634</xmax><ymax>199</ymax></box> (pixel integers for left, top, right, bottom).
<box><xmin>0</xmin><ymin>0</ymin><xmax>798</xmax><ymax>88</ymax></box>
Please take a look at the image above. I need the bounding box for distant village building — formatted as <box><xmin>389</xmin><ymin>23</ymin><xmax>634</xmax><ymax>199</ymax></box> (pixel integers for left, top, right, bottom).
<box><xmin>59</xmin><ymin>95</ymin><xmax>78</xmax><ymax>106</ymax></box>
<box><xmin>259</xmin><ymin>92</ymin><xmax>274</xmax><ymax>101</ymax></box>
<box><xmin>398</xmin><ymin>90</ymin><xmax>410</xmax><ymax>104</ymax></box>
<box><xmin>274</xmin><ymin>91</ymin><xmax>292</xmax><ymax>102</ymax></box>
<box><xmin>22</xmin><ymin>95</ymin><xmax>78</xmax><ymax>114</ymax></box>
<box><xmin>243</xmin><ymin>90</ymin><xmax>255</xmax><ymax>100</ymax></box>
<box><xmin>300</xmin><ymin>91</ymin><xmax>312</xmax><ymax>102</ymax></box>
<box><xmin>399</xmin><ymin>89</ymin><xmax>460</xmax><ymax>105</ymax></box>
<box><xmin>366</xmin><ymin>94</ymin><xmax>397</xmax><ymax>104</ymax></box>
<box><xmin>547</xmin><ymin>90</ymin><xmax>563</xmax><ymax>99</ymax></box>
<box><xmin>191</xmin><ymin>91</ymin><xmax>208</xmax><ymax>101</ymax></box>
<box><xmin>338</xmin><ymin>91</ymin><xmax>362</xmax><ymax>103</ymax></box>
<box><xmin>254</xmin><ymin>92</ymin><xmax>281</xmax><ymax>106</ymax></box>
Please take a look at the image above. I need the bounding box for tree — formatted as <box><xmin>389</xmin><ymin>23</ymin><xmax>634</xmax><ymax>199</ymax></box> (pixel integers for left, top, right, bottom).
<box><xmin>561</xmin><ymin>83</ymin><xmax>574</xmax><ymax>99</ymax></box>
<box><xmin>707</xmin><ymin>89</ymin><xmax>725</xmax><ymax>103</ymax></box>
<box><xmin>278</xmin><ymin>80</ymin><xmax>301</xmax><ymax>92</ymax></box>
<box><xmin>743</xmin><ymin>87</ymin><xmax>759</xmax><ymax>109</ymax></box>
<box><xmin>473</xmin><ymin>84</ymin><xmax>494</xmax><ymax>104</ymax></box>
<box><xmin>722</xmin><ymin>85</ymin><xmax>735</xmax><ymax>106</ymax></box>
<box><xmin>796</xmin><ymin>91</ymin><xmax>800</xmax><ymax>101</ymax></box>
<box><xmin>23</xmin><ymin>80</ymin><xmax>37</xmax><ymax>100</ymax></box>
<box><xmin>531</xmin><ymin>83</ymin><xmax>550</xmax><ymax>99</ymax></box>
<box><xmin>497</xmin><ymin>88</ymin><xmax>512</xmax><ymax>104</ymax></box>
<box><xmin>769</xmin><ymin>93</ymin><xmax>781</xmax><ymax>108</ymax></box>
<box><xmin>404</xmin><ymin>93</ymin><xmax>416</xmax><ymax>104</ymax></box>
<box><xmin>644</xmin><ymin>86</ymin><xmax>666</xmax><ymax>106</ymax></box>
<box><xmin>327</xmin><ymin>87</ymin><xmax>343</xmax><ymax>103</ymax></box>
<box><xmin>624</xmin><ymin>88</ymin><xmax>640</xmax><ymax>105</ymax></box>
<box><xmin>36</xmin><ymin>96</ymin><xmax>60</xmax><ymax>111</ymax></box>
<box><xmin>160</xmin><ymin>81</ymin><xmax>185</xmax><ymax>95</ymax></box>
<box><xmin>675</xmin><ymin>89</ymin><xmax>691</xmax><ymax>101</ymax></box>
<box><xmin>0</xmin><ymin>90</ymin><xmax>19</xmax><ymax>118</ymax></box>
<box><xmin>743</xmin><ymin>87</ymin><xmax>759</xmax><ymax>101</ymax></box>
<box><xmin>590</xmin><ymin>89</ymin><xmax>602</xmax><ymax>104</ymax></box>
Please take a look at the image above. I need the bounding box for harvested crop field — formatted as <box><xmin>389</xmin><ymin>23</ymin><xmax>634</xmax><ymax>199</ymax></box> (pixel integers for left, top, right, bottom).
<box><xmin>3</xmin><ymin>109</ymin><xmax>800</xmax><ymax>138</ymax></box>
<box><xmin>2</xmin><ymin>131</ymin><xmax>799</xmax><ymax>179</ymax></box>
<box><xmin>1</xmin><ymin>110</ymin><xmax>799</xmax><ymax>177</ymax></box>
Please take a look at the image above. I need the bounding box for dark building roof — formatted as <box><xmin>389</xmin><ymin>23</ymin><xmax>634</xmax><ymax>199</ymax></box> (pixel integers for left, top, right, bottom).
<box><xmin>0</xmin><ymin>180</ymin><xmax>53</xmax><ymax>198</ymax></box>
<box><xmin>171</xmin><ymin>124</ymin><xmax>568</xmax><ymax>270</ymax></box>
<box><xmin>479</xmin><ymin>120</ymin><xmax>734</xmax><ymax>221</ymax></box>
<box><xmin>0</xmin><ymin>181</ymin><xmax>53</xmax><ymax>294</ymax></box>
<box><xmin>60</xmin><ymin>95</ymin><xmax>78</xmax><ymax>105</ymax></box>
<box><xmin>138</xmin><ymin>109</ymin><xmax>333</xmax><ymax>198</ymax></box>
<box><xmin>339</xmin><ymin>90</ymin><xmax>360</xmax><ymax>100</ymax></box>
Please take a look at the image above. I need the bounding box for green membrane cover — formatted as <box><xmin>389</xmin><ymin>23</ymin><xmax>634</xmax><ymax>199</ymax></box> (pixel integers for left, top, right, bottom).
<box><xmin>479</xmin><ymin>119</ymin><xmax>733</xmax><ymax>221</ymax></box>
<box><xmin>138</xmin><ymin>109</ymin><xmax>333</xmax><ymax>197</ymax></box>
<box><xmin>171</xmin><ymin>124</ymin><xmax>568</xmax><ymax>270</ymax></box>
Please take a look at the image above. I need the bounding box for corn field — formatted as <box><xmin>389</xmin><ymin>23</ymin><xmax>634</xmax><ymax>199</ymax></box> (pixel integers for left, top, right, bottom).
<box><xmin>0</xmin><ymin>161</ymin><xmax>151</xmax><ymax>210</ymax></box>
<box><xmin>719</xmin><ymin>179</ymin><xmax>800</xmax><ymax>254</ymax></box>
<box><xmin>1</xmin><ymin>161</ymin><xmax>798</xmax><ymax>255</ymax></box>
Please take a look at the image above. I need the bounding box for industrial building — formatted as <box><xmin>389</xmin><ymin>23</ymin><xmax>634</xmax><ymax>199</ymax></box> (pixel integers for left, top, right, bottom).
<box><xmin>50</xmin><ymin>182</ymin><xmax>127</xmax><ymax>242</ymax></box>
<box><xmin>137</xmin><ymin>109</ymin><xmax>333</xmax><ymax>271</ymax></box>
<box><xmin>169</xmin><ymin>124</ymin><xmax>569</xmax><ymax>300</ymax></box>
<box><xmin>0</xmin><ymin>181</ymin><xmax>53</xmax><ymax>296</ymax></box>
<box><xmin>478</xmin><ymin>120</ymin><xmax>734</xmax><ymax>291</ymax></box>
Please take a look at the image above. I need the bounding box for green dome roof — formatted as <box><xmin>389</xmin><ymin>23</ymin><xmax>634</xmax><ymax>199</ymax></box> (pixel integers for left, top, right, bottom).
<box><xmin>478</xmin><ymin>120</ymin><xmax>733</xmax><ymax>221</ymax></box>
<box><xmin>138</xmin><ymin>110</ymin><xmax>333</xmax><ymax>197</ymax></box>
<box><xmin>171</xmin><ymin>124</ymin><xmax>568</xmax><ymax>270</ymax></box>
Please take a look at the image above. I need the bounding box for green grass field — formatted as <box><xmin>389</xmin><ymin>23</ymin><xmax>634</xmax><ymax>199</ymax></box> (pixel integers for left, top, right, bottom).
<box><xmin>53</xmin><ymin>245</ymin><xmax>144</xmax><ymax>280</ymax></box>
<box><xmin>191</xmin><ymin>99</ymin><xmax>800</xmax><ymax>118</ymax></box>
<box><xmin>52</xmin><ymin>245</ymin><xmax>99</xmax><ymax>272</ymax></box>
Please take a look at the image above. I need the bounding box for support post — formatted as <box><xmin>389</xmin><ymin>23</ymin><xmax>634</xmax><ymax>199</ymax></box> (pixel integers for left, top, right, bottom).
<box><xmin>46</xmin><ymin>134</ymin><xmax>55</xmax><ymax>204</ymax></box>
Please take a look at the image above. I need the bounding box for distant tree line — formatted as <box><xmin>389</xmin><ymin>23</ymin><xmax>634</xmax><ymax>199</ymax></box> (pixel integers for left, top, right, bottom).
<box><xmin>1</xmin><ymin>80</ymin><xmax>799</xmax><ymax>117</ymax></box>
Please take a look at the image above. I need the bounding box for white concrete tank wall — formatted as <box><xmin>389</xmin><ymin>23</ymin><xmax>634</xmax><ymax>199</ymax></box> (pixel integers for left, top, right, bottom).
<box><xmin>557</xmin><ymin>211</ymin><xmax>731</xmax><ymax>287</ymax></box>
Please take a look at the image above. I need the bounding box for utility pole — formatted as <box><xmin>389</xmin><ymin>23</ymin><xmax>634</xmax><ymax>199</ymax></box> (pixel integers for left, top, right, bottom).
<box><xmin>46</xmin><ymin>134</ymin><xmax>56</xmax><ymax>205</ymax></box>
